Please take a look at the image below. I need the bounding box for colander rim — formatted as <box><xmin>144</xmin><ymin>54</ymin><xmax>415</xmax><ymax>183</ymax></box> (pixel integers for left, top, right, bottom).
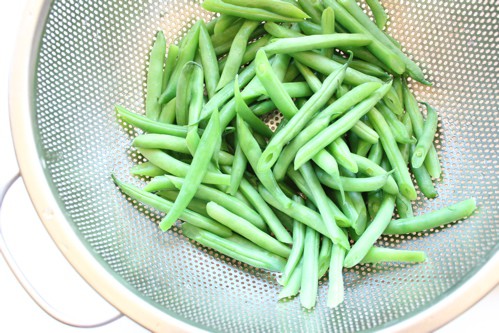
<box><xmin>8</xmin><ymin>0</ymin><xmax>499</xmax><ymax>332</ymax></box>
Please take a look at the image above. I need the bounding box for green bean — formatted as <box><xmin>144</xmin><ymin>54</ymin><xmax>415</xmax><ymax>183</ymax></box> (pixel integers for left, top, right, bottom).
<box><xmin>264</xmin><ymin>22</ymin><xmax>303</xmax><ymax>39</ymax></box>
<box><xmin>312</xmin><ymin>150</ymin><xmax>344</xmax><ymax>201</ymax></box>
<box><xmin>234</xmin><ymin>79</ymin><xmax>274</xmax><ymax>138</ymax></box>
<box><xmin>327</xmin><ymin>137</ymin><xmax>358</xmax><ymax>173</ymax></box>
<box><xmin>318</xmin><ymin>237</ymin><xmax>333</xmax><ymax>279</ymax></box>
<box><xmin>351</xmin><ymin>120</ymin><xmax>379</xmax><ymax>144</ymax></box>
<box><xmin>393</xmin><ymin>76</ymin><xmax>404</xmax><ymax>104</ymax></box>
<box><xmin>159</xmin><ymin>110</ymin><xmax>221</xmax><ymax>230</ymax></box>
<box><xmin>344</xmin><ymin>194</ymin><xmax>396</xmax><ymax>267</ymax></box>
<box><xmin>264</xmin><ymin>33</ymin><xmax>372</xmax><ymax>55</ymax></box>
<box><xmin>199</xmin><ymin>22</ymin><xmax>220</xmax><ymax>99</ymax></box>
<box><xmin>367</xmin><ymin>190</ymin><xmax>383</xmax><ymax>219</ymax></box>
<box><xmin>341</xmin><ymin>47</ymin><xmax>391</xmax><ymax>72</ymax></box>
<box><xmin>395</xmin><ymin>193</ymin><xmax>413</xmax><ymax>218</ymax></box>
<box><xmin>211</xmin><ymin>20</ymin><xmax>244</xmax><ymax>49</ymax></box>
<box><xmin>162</xmin><ymin>175</ymin><xmax>268</xmax><ymax>231</ymax></box>
<box><xmin>368</xmin><ymin>108</ymin><xmax>417</xmax><ymax>200</ymax></box>
<box><xmin>384</xmin><ymin>198</ymin><xmax>477</xmax><ymax>235</ymax></box>
<box><xmin>399</xmin><ymin>113</ymin><xmax>413</xmax><ymax>164</ymax></box>
<box><xmin>217</xmin><ymin>20</ymin><xmax>260</xmax><ymax>91</ymax></box>
<box><xmin>236</xmin><ymin>176</ymin><xmax>292</xmax><ymax>244</ymax></box>
<box><xmin>332</xmin><ymin>54</ymin><xmax>389</xmax><ymax>78</ymax></box>
<box><xmin>202</xmin><ymin>0</ymin><xmax>309</xmax><ymax>22</ymax></box>
<box><xmin>355</xmin><ymin>140</ymin><xmax>372</xmax><ymax>157</ymax></box>
<box><xmin>294</xmin><ymin>61</ymin><xmax>322</xmax><ymax>92</ymax></box>
<box><xmin>337</xmin><ymin>0</ymin><xmax>429</xmax><ymax>84</ymax></box>
<box><xmin>292</xmin><ymin>51</ymin><xmax>380</xmax><ymax>86</ymax></box>
<box><xmin>402</xmin><ymin>82</ymin><xmax>441</xmax><ymax>178</ymax></box>
<box><xmin>377</xmin><ymin>103</ymin><xmax>415</xmax><ymax>144</ymax></box>
<box><xmin>174</xmin><ymin>62</ymin><xmax>195</xmax><ymax>126</ymax></box>
<box><xmin>348</xmin><ymin>131</ymin><xmax>360</xmax><ymax>153</ymax></box>
<box><xmin>412</xmin><ymin>103</ymin><xmax>438</xmax><ymax>168</ymax></box>
<box><xmin>278</xmin><ymin>259</ymin><xmax>303</xmax><ymax>299</ymax></box>
<box><xmin>285</xmin><ymin>168</ymin><xmax>351</xmax><ymax>228</ymax></box>
<box><xmin>258</xmin><ymin>185</ymin><xmax>332</xmax><ymax>237</ymax></box>
<box><xmin>254</xmin><ymin>50</ymin><xmax>299</xmax><ymax>119</ymax></box>
<box><xmin>130</xmin><ymin>162</ymin><xmax>165</xmax><ymax>177</ymax></box>
<box><xmin>273</xmin><ymin>82</ymin><xmax>381</xmax><ymax>180</ymax></box>
<box><xmin>187</xmin><ymin>63</ymin><xmax>205</xmax><ymax>153</ymax></box>
<box><xmin>112</xmin><ymin>176</ymin><xmax>232</xmax><ymax>237</ymax></box>
<box><xmin>300</xmin><ymin>226</ymin><xmax>320</xmax><ymax>309</ymax></box>
<box><xmin>342</xmin><ymin>181</ymin><xmax>369</xmax><ymax>235</ymax></box>
<box><xmin>280</xmin><ymin>196</ymin><xmax>307</xmax><ymax>286</ymax></box>
<box><xmin>298</xmin><ymin>21</ymin><xmax>322</xmax><ymax>35</ymax></box>
<box><xmin>145</xmin><ymin>31</ymin><xmax>166</xmax><ymax>120</ymax></box>
<box><xmin>365</xmin><ymin>0</ymin><xmax>387</xmax><ymax>30</ymax></box>
<box><xmin>227</xmin><ymin>137</ymin><xmax>247</xmax><ymax>195</ymax></box>
<box><xmin>182</xmin><ymin>224</ymin><xmax>286</xmax><ymax>272</ymax></box>
<box><xmin>206</xmin><ymin>202</ymin><xmax>291</xmax><ymax>258</ymax></box>
<box><xmin>205</xmin><ymin>16</ymin><xmax>219</xmax><ymax>34</ymax></box>
<box><xmin>220</xmin><ymin>34</ymin><xmax>273</xmax><ymax>71</ymax></box>
<box><xmin>361</xmin><ymin>247</ymin><xmax>427</xmax><ymax>264</ymax></box>
<box><xmin>159</xmin><ymin>21</ymin><xmax>201</xmax><ymax>104</ymax></box>
<box><xmin>201</xmin><ymin>60</ymin><xmax>256</xmax><ymax>121</ymax></box>
<box><xmin>294</xmin><ymin>82</ymin><xmax>391</xmax><ymax>170</ymax></box>
<box><xmin>327</xmin><ymin>243</ymin><xmax>346</xmax><ymax>308</ymax></box>
<box><xmin>227</xmin><ymin>0</ymin><xmax>310</xmax><ymax>20</ymax></box>
<box><xmin>317</xmin><ymin>168</ymin><xmax>395</xmax><ymax>194</ymax></box>
<box><xmin>251</xmin><ymin>100</ymin><xmax>277</xmax><ymax>116</ymax></box>
<box><xmin>259</xmin><ymin>57</ymin><xmax>349</xmax><ymax>172</ymax></box>
<box><xmin>283</xmin><ymin>62</ymin><xmax>301</xmax><ymax>82</ymax></box>
<box><xmin>368</xmin><ymin>142</ymin><xmax>383</xmax><ymax>165</ymax></box>
<box><xmin>351</xmin><ymin>153</ymin><xmax>399</xmax><ymax>193</ymax></box>
<box><xmin>321</xmin><ymin>7</ymin><xmax>336</xmax><ymax>58</ymax></box>
<box><xmin>329</xmin><ymin>189</ymin><xmax>357</xmax><ymax>228</ymax></box>
<box><xmin>213</xmin><ymin>14</ymin><xmax>240</xmax><ymax>36</ymax></box>
<box><xmin>161</xmin><ymin>45</ymin><xmax>179</xmax><ymax>95</ymax></box>
<box><xmin>115</xmin><ymin>105</ymin><xmax>188</xmax><ymax>137</ymax></box>
<box><xmin>300</xmin><ymin>163</ymin><xmax>350</xmax><ymax>249</ymax></box>
<box><xmin>132</xmin><ymin>134</ymin><xmax>190</xmax><ymax>153</ymax></box>
<box><xmin>250</xmin><ymin>81</ymin><xmax>314</xmax><ymax>101</ymax></box>
<box><xmin>158</xmin><ymin>97</ymin><xmax>176</xmax><ymax>124</ymax></box>
<box><xmin>299</xmin><ymin>0</ymin><xmax>323</xmax><ymax>24</ymax></box>
<box><xmin>324</xmin><ymin>0</ymin><xmax>405</xmax><ymax>75</ymax></box>
<box><xmin>157</xmin><ymin>190</ymin><xmax>209</xmax><ymax>217</ymax></box>
<box><xmin>411</xmin><ymin>145</ymin><xmax>438</xmax><ymax>199</ymax></box>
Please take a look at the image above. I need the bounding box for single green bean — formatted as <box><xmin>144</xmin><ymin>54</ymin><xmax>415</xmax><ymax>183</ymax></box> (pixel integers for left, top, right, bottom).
<box><xmin>220</xmin><ymin>34</ymin><xmax>273</xmax><ymax>71</ymax></box>
<box><xmin>263</xmin><ymin>33</ymin><xmax>372</xmax><ymax>55</ymax></box>
<box><xmin>283</xmin><ymin>61</ymin><xmax>301</xmax><ymax>82</ymax></box>
<box><xmin>259</xmin><ymin>57</ymin><xmax>349</xmax><ymax>172</ymax></box>
<box><xmin>294</xmin><ymin>61</ymin><xmax>322</xmax><ymax>92</ymax></box>
<box><xmin>298</xmin><ymin>20</ymin><xmax>322</xmax><ymax>35</ymax></box>
<box><xmin>158</xmin><ymin>97</ymin><xmax>176</xmax><ymax>124</ymax></box>
<box><xmin>368</xmin><ymin>108</ymin><xmax>417</xmax><ymax>200</ymax></box>
<box><xmin>213</xmin><ymin>14</ymin><xmax>240</xmax><ymax>36</ymax></box>
<box><xmin>199</xmin><ymin>21</ymin><xmax>220</xmax><ymax>99</ymax></box>
<box><xmin>175</xmin><ymin>62</ymin><xmax>195</xmax><ymax>126</ymax></box>
<box><xmin>412</xmin><ymin>102</ymin><xmax>438</xmax><ymax>168</ymax></box>
<box><xmin>202</xmin><ymin>0</ymin><xmax>309</xmax><ymax>22</ymax></box>
<box><xmin>182</xmin><ymin>224</ymin><xmax>286</xmax><ymax>272</ymax></box>
<box><xmin>312</xmin><ymin>150</ymin><xmax>344</xmax><ymax>201</ymax></box>
<box><xmin>115</xmin><ymin>105</ymin><xmax>188</xmax><ymax>136</ymax></box>
<box><xmin>351</xmin><ymin>120</ymin><xmax>379</xmax><ymax>144</ymax></box>
<box><xmin>132</xmin><ymin>134</ymin><xmax>190</xmax><ymax>153</ymax></box>
<box><xmin>332</xmin><ymin>53</ymin><xmax>390</xmax><ymax>79</ymax></box>
<box><xmin>157</xmin><ymin>190</ymin><xmax>209</xmax><ymax>217</ymax></box>
<box><xmin>318</xmin><ymin>237</ymin><xmax>333</xmax><ymax>279</ymax></box>
<box><xmin>206</xmin><ymin>202</ymin><xmax>291</xmax><ymax>258</ymax></box>
<box><xmin>365</xmin><ymin>0</ymin><xmax>387</xmax><ymax>30</ymax></box>
<box><xmin>159</xmin><ymin>110</ymin><xmax>220</xmax><ymax>230</ymax></box>
<box><xmin>130</xmin><ymin>162</ymin><xmax>165</xmax><ymax>177</ymax></box>
<box><xmin>187</xmin><ymin>63</ymin><xmax>205</xmax><ymax>151</ymax></box>
<box><xmin>337</xmin><ymin>0</ymin><xmax>429</xmax><ymax>84</ymax></box>
<box><xmin>327</xmin><ymin>243</ymin><xmax>346</xmax><ymax>308</ymax></box>
<box><xmin>159</xmin><ymin>21</ymin><xmax>201</xmax><ymax>104</ymax></box>
<box><xmin>377</xmin><ymin>103</ymin><xmax>415</xmax><ymax>144</ymax></box>
<box><xmin>278</xmin><ymin>260</ymin><xmax>303</xmax><ymax>299</ymax></box>
<box><xmin>300</xmin><ymin>163</ymin><xmax>350</xmax><ymax>249</ymax></box>
<box><xmin>402</xmin><ymin>82</ymin><xmax>441</xmax><ymax>178</ymax></box>
<box><xmin>300</xmin><ymin>226</ymin><xmax>320</xmax><ymax>309</ymax></box>
<box><xmin>227</xmin><ymin>137</ymin><xmax>247</xmax><ymax>195</ymax></box>
<box><xmin>393</xmin><ymin>76</ymin><xmax>404</xmax><ymax>104</ymax></box>
<box><xmin>361</xmin><ymin>247</ymin><xmax>427</xmax><ymax>264</ymax></box>
<box><xmin>344</xmin><ymin>194</ymin><xmax>396</xmax><ymax>267</ymax></box>
<box><xmin>145</xmin><ymin>31</ymin><xmax>166</xmax><ymax>120</ymax></box>
<box><xmin>280</xmin><ymin>196</ymin><xmax>307</xmax><ymax>286</ymax></box>
<box><xmin>411</xmin><ymin>145</ymin><xmax>438</xmax><ymax>199</ymax></box>
<box><xmin>351</xmin><ymin>153</ymin><xmax>399</xmax><ymax>194</ymax></box>
<box><xmin>399</xmin><ymin>111</ymin><xmax>414</xmax><ymax>164</ymax></box>
<box><xmin>264</xmin><ymin>22</ymin><xmax>303</xmax><ymax>38</ymax></box>
<box><xmin>251</xmin><ymin>100</ymin><xmax>277</xmax><ymax>116</ymax></box>
<box><xmin>317</xmin><ymin>169</ymin><xmax>395</xmax><ymax>194</ymax></box>
<box><xmin>217</xmin><ymin>20</ymin><xmax>260</xmax><ymax>91</ymax></box>
<box><xmin>384</xmin><ymin>198</ymin><xmax>477</xmax><ymax>234</ymax></box>
<box><xmin>294</xmin><ymin>82</ymin><xmax>392</xmax><ymax>170</ymax></box>
<box><xmin>325</xmin><ymin>0</ymin><xmax>405</xmax><ymax>75</ymax></box>
<box><xmin>272</xmin><ymin>82</ymin><xmax>381</xmax><ymax>180</ymax></box>
<box><xmin>161</xmin><ymin>45</ymin><xmax>179</xmax><ymax>96</ymax></box>
<box><xmin>321</xmin><ymin>7</ymin><xmax>336</xmax><ymax>58</ymax></box>
<box><xmin>355</xmin><ymin>140</ymin><xmax>372</xmax><ymax>157</ymax></box>
<box><xmin>396</xmin><ymin>193</ymin><xmax>414</xmax><ymax>218</ymax></box>
<box><xmin>112</xmin><ymin>176</ymin><xmax>231</xmax><ymax>237</ymax></box>
<box><xmin>299</xmin><ymin>0</ymin><xmax>323</xmax><ymax>24</ymax></box>
<box><xmin>211</xmin><ymin>20</ymin><xmax>244</xmax><ymax>48</ymax></box>
<box><xmin>328</xmin><ymin>137</ymin><xmax>358</xmax><ymax>173</ymax></box>
<box><xmin>367</xmin><ymin>190</ymin><xmax>383</xmax><ymax>219</ymax></box>
<box><xmin>224</xmin><ymin>0</ymin><xmax>310</xmax><ymax>20</ymax></box>
<box><xmin>368</xmin><ymin>142</ymin><xmax>383</xmax><ymax>165</ymax></box>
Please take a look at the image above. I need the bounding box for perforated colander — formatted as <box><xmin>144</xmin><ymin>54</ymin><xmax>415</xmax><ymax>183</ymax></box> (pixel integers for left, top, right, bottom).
<box><xmin>7</xmin><ymin>0</ymin><xmax>499</xmax><ymax>332</ymax></box>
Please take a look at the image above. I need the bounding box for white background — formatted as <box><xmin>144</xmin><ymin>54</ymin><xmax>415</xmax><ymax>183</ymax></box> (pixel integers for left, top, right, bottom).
<box><xmin>0</xmin><ymin>1</ymin><xmax>497</xmax><ymax>332</ymax></box>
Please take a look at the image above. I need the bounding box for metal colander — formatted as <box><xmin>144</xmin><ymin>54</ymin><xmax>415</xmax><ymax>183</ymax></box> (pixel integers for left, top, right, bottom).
<box><xmin>8</xmin><ymin>0</ymin><xmax>498</xmax><ymax>332</ymax></box>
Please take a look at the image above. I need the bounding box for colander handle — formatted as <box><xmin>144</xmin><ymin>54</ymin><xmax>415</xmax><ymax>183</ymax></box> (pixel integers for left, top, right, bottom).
<box><xmin>0</xmin><ymin>173</ymin><xmax>124</xmax><ymax>328</ymax></box>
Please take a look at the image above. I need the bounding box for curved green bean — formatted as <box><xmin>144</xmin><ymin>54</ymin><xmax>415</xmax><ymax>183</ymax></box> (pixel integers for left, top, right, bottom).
<box><xmin>328</xmin><ymin>137</ymin><xmax>358</xmax><ymax>173</ymax></box>
<box><xmin>365</xmin><ymin>0</ymin><xmax>387</xmax><ymax>30</ymax></box>
<box><xmin>412</xmin><ymin>102</ymin><xmax>438</xmax><ymax>168</ymax></box>
<box><xmin>351</xmin><ymin>120</ymin><xmax>379</xmax><ymax>144</ymax></box>
<box><xmin>317</xmin><ymin>168</ymin><xmax>395</xmax><ymax>194</ymax></box>
<box><xmin>396</xmin><ymin>193</ymin><xmax>414</xmax><ymax>219</ymax></box>
<box><xmin>361</xmin><ymin>247</ymin><xmax>427</xmax><ymax>264</ymax></box>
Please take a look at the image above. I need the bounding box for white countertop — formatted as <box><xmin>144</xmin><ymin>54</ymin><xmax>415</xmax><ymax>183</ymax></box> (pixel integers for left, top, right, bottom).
<box><xmin>0</xmin><ymin>1</ymin><xmax>497</xmax><ymax>332</ymax></box>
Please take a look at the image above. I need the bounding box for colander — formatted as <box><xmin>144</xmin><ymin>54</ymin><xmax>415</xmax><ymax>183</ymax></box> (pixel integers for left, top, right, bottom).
<box><xmin>3</xmin><ymin>0</ymin><xmax>498</xmax><ymax>332</ymax></box>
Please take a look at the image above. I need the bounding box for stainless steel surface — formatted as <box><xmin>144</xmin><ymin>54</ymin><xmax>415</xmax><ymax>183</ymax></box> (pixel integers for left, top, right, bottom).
<box><xmin>8</xmin><ymin>0</ymin><xmax>499</xmax><ymax>332</ymax></box>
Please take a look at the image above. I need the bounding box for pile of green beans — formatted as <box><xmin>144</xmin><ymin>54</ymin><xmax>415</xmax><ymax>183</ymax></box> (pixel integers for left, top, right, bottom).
<box><xmin>112</xmin><ymin>0</ymin><xmax>477</xmax><ymax>310</ymax></box>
